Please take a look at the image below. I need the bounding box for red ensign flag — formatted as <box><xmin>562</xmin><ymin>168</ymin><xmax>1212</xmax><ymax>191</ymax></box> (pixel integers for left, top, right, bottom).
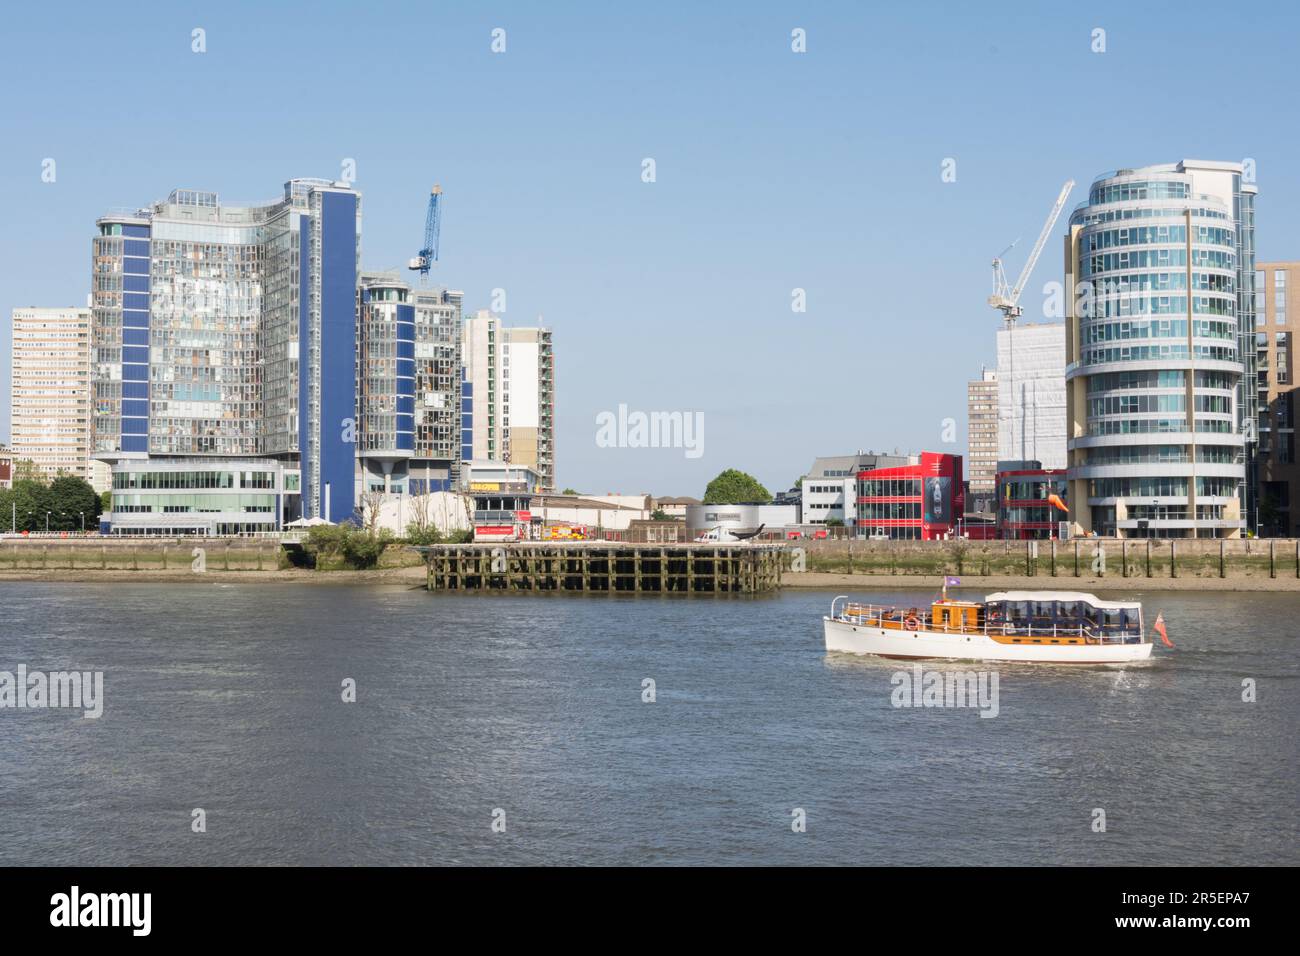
<box><xmin>1153</xmin><ymin>612</ymin><xmax>1173</xmax><ymax>648</ymax></box>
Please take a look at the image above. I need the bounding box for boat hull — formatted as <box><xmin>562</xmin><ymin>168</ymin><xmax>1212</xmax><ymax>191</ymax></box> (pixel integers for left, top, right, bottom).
<box><xmin>823</xmin><ymin>616</ymin><xmax>1153</xmax><ymax>664</ymax></box>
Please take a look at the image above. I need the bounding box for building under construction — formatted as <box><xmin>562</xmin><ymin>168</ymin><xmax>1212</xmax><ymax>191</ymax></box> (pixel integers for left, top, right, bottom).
<box><xmin>996</xmin><ymin>323</ymin><xmax>1067</xmax><ymax>469</ymax></box>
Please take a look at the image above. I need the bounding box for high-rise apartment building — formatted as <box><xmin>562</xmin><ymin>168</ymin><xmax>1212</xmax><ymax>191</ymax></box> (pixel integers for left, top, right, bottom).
<box><xmin>1255</xmin><ymin>260</ymin><xmax>1299</xmax><ymax>536</ymax></box>
<box><xmin>1064</xmin><ymin>160</ymin><xmax>1256</xmax><ymax>538</ymax></box>
<box><xmin>9</xmin><ymin>306</ymin><xmax>94</xmax><ymax>481</ymax></box>
<box><xmin>461</xmin><ymin>310</ymin><xmax>499</xmax><ymax>462</ymax></box>
<box><xmin>462</xmin><ymin>311</ymin><xmax>555</xmax><ymax>490</ymax></box>
<box><xmin>966</xmin><ymin>367</ymin><xmax>998</xmax><ymax>492</ymax></box>
<box><xmin>357</xmin><ymin>272</ymin><xmax>464</xmax><ymax>495</ymax></box>
<box><xmin>92</xmin><ymin>180</ymin><xmax>360</xmax><ymax>523</ymax></box>
<box><xmin>997</xmin><ymin>323</ymin><xmax>1066</xmax><ymax>469</ymax></box>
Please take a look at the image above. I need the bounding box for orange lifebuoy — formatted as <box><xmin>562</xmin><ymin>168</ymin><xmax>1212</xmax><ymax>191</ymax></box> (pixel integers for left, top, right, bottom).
<box><xmin>904</xmin><ymin>615</ymin><xmax>920</xmax><ymax>631</ymax></box>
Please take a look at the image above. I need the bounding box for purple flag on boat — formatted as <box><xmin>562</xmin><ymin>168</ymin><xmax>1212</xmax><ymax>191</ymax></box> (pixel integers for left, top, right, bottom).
<box><xmin>944</xmin><ymin>576</ymin><xmax>961</xmax><ymax>586</ymax></box>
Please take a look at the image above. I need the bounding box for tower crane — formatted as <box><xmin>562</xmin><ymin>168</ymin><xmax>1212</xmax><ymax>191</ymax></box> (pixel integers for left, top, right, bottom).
<box><xmin>407</xmin><ymin>184</ymin><xmax>443</xmax><ymax>282</ymax></box>
<box><xmin>988</xmin><ymin>179</ymin><xmax>1074</xmax><ymax>326</ymax></box>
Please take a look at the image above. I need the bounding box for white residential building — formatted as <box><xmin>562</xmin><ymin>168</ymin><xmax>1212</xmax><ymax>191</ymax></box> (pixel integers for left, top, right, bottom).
<box><xmin>462</xmin><ymin>311</ymin><xmax>555</xmax><ymax>490</ymax></box>
<box><xmin>9</xmin><ymin>306</ymin><xmax>94</xmax><ymax>483</ymax></box>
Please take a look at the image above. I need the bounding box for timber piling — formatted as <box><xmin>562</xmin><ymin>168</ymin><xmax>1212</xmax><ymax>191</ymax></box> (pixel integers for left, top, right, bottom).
<box><xmin>418</xmin><ymin>543</ymin><xmax>785</xmax><ymax>593</ymax></box>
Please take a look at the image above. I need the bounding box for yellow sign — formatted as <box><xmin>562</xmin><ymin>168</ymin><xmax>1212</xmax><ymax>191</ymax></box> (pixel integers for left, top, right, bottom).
<box><xmin>470</xmin><ymin>482</ymin><xmax>500</xmax><ymax>492</ymax></box>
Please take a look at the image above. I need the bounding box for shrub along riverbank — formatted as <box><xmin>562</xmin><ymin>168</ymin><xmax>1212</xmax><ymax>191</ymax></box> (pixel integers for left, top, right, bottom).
<box><xmin>301</xmin><ymin>524</ymin><xmax>472</xmax><ymax>570</ymax></box>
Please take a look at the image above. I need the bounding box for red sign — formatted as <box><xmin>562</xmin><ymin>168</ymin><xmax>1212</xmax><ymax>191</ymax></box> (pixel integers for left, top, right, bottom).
<box><xmin>515</xmin><ymin>511</ymin><xmax>531</xmax><ymax>522</ymax></box>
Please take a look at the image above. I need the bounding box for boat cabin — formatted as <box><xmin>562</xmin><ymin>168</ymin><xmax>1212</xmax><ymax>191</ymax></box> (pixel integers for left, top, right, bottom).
<box><xmin>981</xmin><ymin>591</ymin><xmax>1143</xmax><ymax>643</ymax></box>
<box><xmin>931</xmin><ymin>602</ymin><xmax>980</xmax><ymax>631</ymax></box>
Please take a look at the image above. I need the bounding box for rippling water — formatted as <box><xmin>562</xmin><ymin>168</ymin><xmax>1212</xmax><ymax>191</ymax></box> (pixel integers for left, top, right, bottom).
<box><xmin>0</xmin><ymin>581</ymin><xmax>1295</xmax><ymax>865</ymax></box>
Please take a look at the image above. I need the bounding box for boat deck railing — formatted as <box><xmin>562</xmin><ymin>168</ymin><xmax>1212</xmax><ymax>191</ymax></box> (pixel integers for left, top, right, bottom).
<box><xmin>828</xmin><ymin>596</ymin><xmax>1144</xmax><ymax>645</ymax></box>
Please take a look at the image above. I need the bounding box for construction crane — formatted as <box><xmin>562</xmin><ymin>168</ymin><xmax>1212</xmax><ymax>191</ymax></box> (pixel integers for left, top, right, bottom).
<box><xmin>407</xmin><ymin>184</ymin><xmax>443</xmax><ymax>281</ymax></box>
<box><xmin>988</xmin><ymin>179</ymin><xmax>1074</xmax><ymax>326</ymax></box>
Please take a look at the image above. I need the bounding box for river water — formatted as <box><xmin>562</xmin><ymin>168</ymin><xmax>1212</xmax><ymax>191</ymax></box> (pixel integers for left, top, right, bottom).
<box><xmin>0</xmin><ymin>581</ymin><xmax>1295</xmax><ymax>865</ymax></box>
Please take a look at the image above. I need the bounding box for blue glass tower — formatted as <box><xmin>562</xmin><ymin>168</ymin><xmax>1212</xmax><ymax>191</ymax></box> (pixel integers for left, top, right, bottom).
<box><xmin>93</xmin><ymin>179</ymin><xmax>361</xmax><ymax>525</ymax></box>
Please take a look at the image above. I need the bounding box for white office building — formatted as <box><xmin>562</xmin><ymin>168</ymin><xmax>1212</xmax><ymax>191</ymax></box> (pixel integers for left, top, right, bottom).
<box><xmin>799</xmin><ymin>451</ymin><xmax>912</xmax><ymax>526</ymax></box>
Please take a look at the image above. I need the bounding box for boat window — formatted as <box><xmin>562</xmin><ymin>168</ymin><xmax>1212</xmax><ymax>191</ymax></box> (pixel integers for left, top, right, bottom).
<box><xmin>1058</xmin><ymin>601</ymin><xmax>1082</xmax><ymax>630</ymax></box>
<box><xmin>1102</xmin><ymin>608</ymin><xmax>1124</xmax><ymax>631</ymax></box>
<box><xmin>999</xmin><ymin>601</ymin><xmax>1029</xmax><ymax>634</ymax></box>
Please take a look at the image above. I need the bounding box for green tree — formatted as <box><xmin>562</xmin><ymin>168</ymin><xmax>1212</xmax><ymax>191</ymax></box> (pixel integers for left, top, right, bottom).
<box><xmin>561</xmin><ymin>487</ymin><xmax>579</xmax><ymax>496</ymax></box>
<box><xmin>650</xmin><ymin>509</ymin><xmax>672</xmax><ymax>521</ymax></box>
<box><xmin>48</xmin><ymin>475</ymin><xmax>101</xmax><ymax>531</ymax></box>
<box><xmin>824</xmin><ymin>518</ymin><xmax>845</xmax><ymax>527</ymax></box>
<box><xmin>1259</xmin><ymin>495</ymin><xmax>1280</xmax><ymax>537</ymax></box>
<box><xmin>13</xmin><ymin>459</ymin><xmax>41</xmax><ymax>482</ymax></box>
<box><xmin>1</xmin><ymin>479</ymin><xmax>53</xmax><ymax>532</ymax></box>
<box><xmin>100</xmin><ymin>490</ymin><xmax>113</xmax><ymax>514</ymax></box>
<box><xmin>702</xmin><ymin>469</ymin><xmax>771</xmax><ymax>505</ymax></box>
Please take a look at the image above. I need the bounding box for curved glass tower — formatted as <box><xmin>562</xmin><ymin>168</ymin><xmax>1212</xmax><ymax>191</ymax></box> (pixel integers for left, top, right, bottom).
<box><xmin>1064</xmin><ymin>160</ymin><xmax>1256</xmax><ymax>538</ymax></box>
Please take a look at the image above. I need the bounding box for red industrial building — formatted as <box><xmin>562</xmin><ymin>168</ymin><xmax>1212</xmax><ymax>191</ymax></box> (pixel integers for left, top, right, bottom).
<box><xmin>855</xmin><ymin>451</ymin><xmax>964</xmax><ymax>540</ymax></box>
<box><xmin>997</xmin><ymin>467</ymin><xmax>1068</xmax><ymax>539</ymax></box>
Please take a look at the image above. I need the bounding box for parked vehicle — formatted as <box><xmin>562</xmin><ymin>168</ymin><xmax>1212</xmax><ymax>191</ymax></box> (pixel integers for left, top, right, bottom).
<box><xmin>544</xmin><ymin>524</ymin><xmax>587</xmax><ymax>541</ymax></box>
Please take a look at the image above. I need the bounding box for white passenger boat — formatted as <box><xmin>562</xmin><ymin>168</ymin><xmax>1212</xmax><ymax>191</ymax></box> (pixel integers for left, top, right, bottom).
<box><xmin>823</xmin><ymin>591</ymin><xmax>1155</xmax><ymax>664</ymax></box>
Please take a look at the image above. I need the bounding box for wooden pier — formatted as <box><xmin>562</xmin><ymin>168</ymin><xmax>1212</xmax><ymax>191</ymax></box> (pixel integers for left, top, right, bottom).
<box><xmin>418</xmin><ymin>543</ymin><xmax>785</xmax><ymax>593</ymax></box>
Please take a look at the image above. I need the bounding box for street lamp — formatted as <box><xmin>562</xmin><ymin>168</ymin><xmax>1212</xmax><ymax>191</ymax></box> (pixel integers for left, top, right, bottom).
<box><xmin>45</xmin><ymin>511</ymin><xmax>50</xmax><ymax>533</ymax></box>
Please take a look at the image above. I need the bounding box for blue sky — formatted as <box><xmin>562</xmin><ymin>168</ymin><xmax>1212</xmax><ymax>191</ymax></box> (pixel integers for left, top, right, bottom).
<box><xmin>2</xmin><ymin>0</ymin><xmax>1298</xmax><ymax>496</ymax></box>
